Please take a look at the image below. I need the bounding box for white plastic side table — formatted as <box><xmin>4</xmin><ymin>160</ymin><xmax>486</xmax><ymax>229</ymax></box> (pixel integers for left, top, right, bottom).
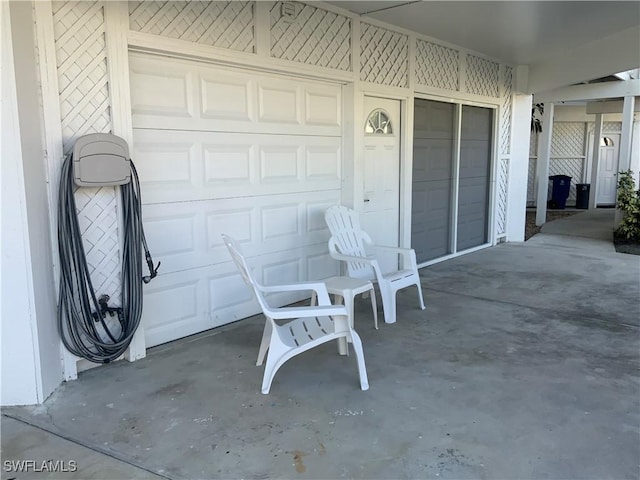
<box><xmin>312</xmin><ymin>276</ymin><xmax>378</xmax><ymax>355</ymax></box>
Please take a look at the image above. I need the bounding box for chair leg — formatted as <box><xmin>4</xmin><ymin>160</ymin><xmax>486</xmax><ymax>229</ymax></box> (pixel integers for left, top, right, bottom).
<box><xmin>415</xmin><ymin>279</ymin><xmax>426</xmax><ymax>310</ymax></box>
<box><xmin>368</xmin><ymin>288</ymin><xmax>378</xmax><ymax>329</ymax></box>
<box><xmin>348</xmin><ymin>330</ymin><xmax>369</xmax><ymax>391</ymax></box>
<box><xmin>260</xmin><ymin>339</ymin><xmax>291</xmax><ymax>394</ymax></box>
<box><xmin>334</xmin><ymin>294</ymin><xmax>349</xmax><ymax>356</ymax></box>
<box><xmin>261</xmin><ymin>354</ymin><xmax>278</xmax><ymax>394</ymax></box>
<box><xmin>256</xmin><ymin>319</ymin><xmax>272</xmax><ymax>366</ymax></box>
<box><xmin>380</xmin><ymin>284</ymin><xmax>397</xmax><ymax>324</ymax></box>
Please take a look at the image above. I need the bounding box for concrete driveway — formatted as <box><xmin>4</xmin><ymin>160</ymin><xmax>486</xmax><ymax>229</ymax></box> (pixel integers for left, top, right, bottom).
<box><xmin>3</xmin><ymin>209</ymin><xmax>639</xmax><ymax>480</ymax></box>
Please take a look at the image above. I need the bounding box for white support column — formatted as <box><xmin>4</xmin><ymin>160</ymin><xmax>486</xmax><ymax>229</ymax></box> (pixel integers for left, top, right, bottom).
<box><xmin>618</xmin><ymin>96</ymin><xmax>635</xmax><ymax>172</ymax></box>
<box><xmin>588</xmin><ymin>114</ymin><xmax>603</xmax><ymax>209</ymax></box>
<box><xmin>506</xmin><ymin>94</ymin><xmax>533</xmax><ymax>242</ymax></box>
<box><xmin>535</xmin><ymin>102</ymin><xmax>554</xmax><ymax>226</ymax></box>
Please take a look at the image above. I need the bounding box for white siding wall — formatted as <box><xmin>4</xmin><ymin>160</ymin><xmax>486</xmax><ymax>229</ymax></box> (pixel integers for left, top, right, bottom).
<box><xmin>7</xmin><ymin>0</ymin><xmax>518</xmax><ymax>403</ymax></box>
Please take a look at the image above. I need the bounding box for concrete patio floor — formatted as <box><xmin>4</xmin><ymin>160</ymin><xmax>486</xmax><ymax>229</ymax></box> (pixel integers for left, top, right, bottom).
<box><xmin>3</xmin><ymin>209</ymin><xmax>639</xmax><ymax>480</ymax></box>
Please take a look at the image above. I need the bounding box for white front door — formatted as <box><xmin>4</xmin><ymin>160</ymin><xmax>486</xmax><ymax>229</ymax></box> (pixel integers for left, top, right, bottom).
<box><xmin>596</xmin><ymin>135</ymin><xmax>620</xmax><ymax>205</ymax></box>
<box><xmin>361</xmin><ymin>96</ymin><xmax>401</xmax><ymax>273</ymax></box>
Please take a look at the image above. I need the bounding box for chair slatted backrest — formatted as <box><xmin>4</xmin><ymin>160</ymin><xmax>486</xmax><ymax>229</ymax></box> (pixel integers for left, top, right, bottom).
<box><xmin>325</xmin><ymin>205</ymin><xmax>376</xmax><ymax>280</ymax></box>
<box><xmin>221</xmin><ymin>234</ymin><xmax>273</xmax><ymax>316</ymax></box>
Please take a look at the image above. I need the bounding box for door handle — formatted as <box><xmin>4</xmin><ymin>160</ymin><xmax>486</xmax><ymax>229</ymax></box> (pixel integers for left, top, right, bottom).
<box><xmin>364</xmin><ymin>199</ymin><xmax>370</xmax><ymax>203</ymax></box>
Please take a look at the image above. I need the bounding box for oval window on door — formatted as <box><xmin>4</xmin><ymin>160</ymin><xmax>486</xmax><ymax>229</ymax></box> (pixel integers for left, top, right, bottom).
<box><xmin>365</xmin><ymin>109</ymin><xmax>393</xmax><ymax>134</ymax></box>
<box><xmin>600</xmin><ymin>137</ymin><xmax>614</xmax><ymax>147</ymax></box>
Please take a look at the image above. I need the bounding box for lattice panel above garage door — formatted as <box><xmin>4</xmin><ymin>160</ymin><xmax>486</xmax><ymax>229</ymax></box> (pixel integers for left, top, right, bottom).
<box><xmin>360</xmin><ymin>23</ymin><xmax>408</xmax><ymax>87</ymax></box>
<box><xmin>465</xmin><ymin>54</ymin><xmax>499</xmax><ymax>97</ymax></box>
<box><xmin>500</xmin><ymin>66</ymin><xmax>512</xmax><ymax>155</ymax></box>
<box><xmin>414</xmin><ymin>39</ymin><xmax>459</xmax><ymax>91</ymax></box>
<box><xmin>270</xmin><ymin>1</ymin><xmax>351</xmax><ymax>71</ymax></box>
<box><xmin>129</xmin><ymin>1</ymin><xmax>254</xmax><ymax>53</ymax></box>
<box><xmin>52</xmin><ymin>1</ymin><xmax>120</xmax><ymax>303</ymax></box>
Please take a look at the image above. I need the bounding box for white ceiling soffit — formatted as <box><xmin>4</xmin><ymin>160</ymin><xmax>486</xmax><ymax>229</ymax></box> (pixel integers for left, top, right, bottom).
<box><xmin>326</xmin><ymin>1</ymin><xmax>640</xmax><ymax>92</ymax></box>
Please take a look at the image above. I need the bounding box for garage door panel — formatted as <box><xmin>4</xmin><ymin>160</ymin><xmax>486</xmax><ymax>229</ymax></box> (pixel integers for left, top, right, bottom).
<box><xmin>133</xmin><ymin>130</ymin><xmax>340</xmax><ymax>203</ymax></box>
<box><xmin>200</xmin><ymin>76</ymin><xmax>253</xmax><ymax>122</ymax></box>
<box><xmin>142</xmin><ymin>191</ymin><xmax>340</xmax><ymax>275</ymax></box>
<box><xmin>143</xmin><ymin>243</ymin><xmax>339</xmax><ymax>347</ymax></box>
<box><xmin>130</xmin><ymin>53</ymin><xmax>341</xmax><ymax>136</ymax></box>
<box><xmin>130</xmin><ymin>65</ymin><xmax>194</xmax><ymax>119</ymax></box>
<box><xmin>259</xmin><ymin>146</ymin><xmax>300</xmax><ymax>182</ymax></box>
<box><xmin>258</xmin><ymin>84</ymin><xmax>301</xmax><ymax>124</ymax></box>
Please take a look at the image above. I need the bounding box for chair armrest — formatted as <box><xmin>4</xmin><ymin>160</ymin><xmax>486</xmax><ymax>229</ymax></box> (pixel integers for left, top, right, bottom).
<box><xmin>369</xmin><ymin>245</ymin><xmax>418</xmax><ymax>269</ymax></box>
<box><xmin>329</xmin><ymin>251</ymin><xmax>377</xmax><ymax>265</ymax></box>
<box><xmin>259</xmin><ymin>281</ymin><xmax>331</xmax><ymax>305</ymax></box>
<box><xmin>266</xmin><ymin>304</ymin><xmax>349</xmax><ymax>320</ymax></box>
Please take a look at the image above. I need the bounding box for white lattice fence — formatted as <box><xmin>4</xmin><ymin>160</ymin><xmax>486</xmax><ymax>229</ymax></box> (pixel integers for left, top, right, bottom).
<box><xmin>588</xmin><ymin>121</ymin><xmax>623</xmax><ymax>134</ymax></box>
<box><xmin>360</xmin><ymin>23</ymin><xmax>408</xmax><ymax>87</ymax></box>
<box><xmin>603</xmin><ymin>121</ymin><xmax>622</xmax><ymax>132</ymax></box>
<box><xmin>552</xmin><ymin>122</ymin><xmax>585</xmax><ymax>157</ymax></box>
<box><xmin>465</xmin><ymin>54</ymin><xmax>499</xmax><ymax>97</ymax></box>
<box><xmin>496</xmin><ymin>157</ymin><xmax>509</xmax><ymax>236</ymax></box>
<box><xmin>52</xmin><ymin>1</ymin><xmax>121</xmax><ymax>303</ymax></box>
<box><xmin>129</xmin><ymin>1</ymin><xmax>254</xmax><ymax>53</ymax></box>
<box><xmin>270</xmin><ymin>1</ymin><xmax>351</xmax><ymax>70</ymax></box>
<box><xmin>500</xmin><ymin>66</ymin><xmax>512</xmax><ymax>155</ymax></box>
<box><xmin>527</xmin><ymin>157</ymin><xmax>537</xmax><ymax>205</ymax></box>
<box><xmin>414</xmin><ymin>39</ymin><xmax>458</xmax><ymax>91</ymax></box>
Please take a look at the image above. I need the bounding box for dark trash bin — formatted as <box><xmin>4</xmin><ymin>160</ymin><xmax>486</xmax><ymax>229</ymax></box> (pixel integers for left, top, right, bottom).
<box><xmin>576</xmin><ymin>183</ymin><xmax>590</xmax><ymax>209</ymax></box>
<box><xmin>548</xmin><ymin>175</ymin><xmax>572</xmax><ymax>209</ymax></box>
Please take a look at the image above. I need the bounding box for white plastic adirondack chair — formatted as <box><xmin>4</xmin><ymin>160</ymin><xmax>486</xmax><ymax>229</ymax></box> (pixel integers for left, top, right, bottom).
<box><xmin>325</xmin><ymin>205</ymin><xmax>425</xmax><ymax>324</ymax></box>
<box><xmin>222</xmin><ymin>234</ymin><xmax>369</xmax><ymax>394</ymax></box>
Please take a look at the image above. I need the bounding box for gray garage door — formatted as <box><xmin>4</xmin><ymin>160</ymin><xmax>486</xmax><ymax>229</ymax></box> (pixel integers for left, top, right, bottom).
<box><xmin>411</xmin><ymin>99</ymin><xmax>493</xmax><ymax>263</ymax></box>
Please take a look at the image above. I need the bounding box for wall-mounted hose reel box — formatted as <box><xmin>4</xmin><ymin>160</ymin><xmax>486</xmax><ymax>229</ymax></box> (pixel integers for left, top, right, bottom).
<box><xmin>73</xmin><ymin>133</ymin><xmax>131</xmax><ymax>187</ymax></box>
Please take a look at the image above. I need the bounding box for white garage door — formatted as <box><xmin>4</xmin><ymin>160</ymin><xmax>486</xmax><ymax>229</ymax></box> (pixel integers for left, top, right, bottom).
<box><xmin>129</xmin><ymin>53</ymin><xmax>342</xmax><ymax>347</ymax></box>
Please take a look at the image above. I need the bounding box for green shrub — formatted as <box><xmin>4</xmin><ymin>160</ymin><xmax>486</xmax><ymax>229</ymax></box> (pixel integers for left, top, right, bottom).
<box><xmin>614</xmin><ymin>170</ymin><xmax>640</xmax><ymax>242</ymax></box>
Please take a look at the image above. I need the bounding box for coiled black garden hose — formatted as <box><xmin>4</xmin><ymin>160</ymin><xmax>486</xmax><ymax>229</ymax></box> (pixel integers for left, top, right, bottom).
<box><xmin>57</xmin><ymin>154</ymin><xmax>159</xmax><ymax>363</ymax></box>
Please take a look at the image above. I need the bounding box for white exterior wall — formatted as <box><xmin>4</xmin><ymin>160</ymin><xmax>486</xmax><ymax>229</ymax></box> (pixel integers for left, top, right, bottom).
<box><xmin>1</xmin><ymin>1</ymin><xmax>41</xmax><ymax>406</ymax></box>
<box><xmin>1</xmin><ymin>1</ymin><xmax>62</xmax><ymax>405</ymax></box>
<box><xmin>4</xmin><ymin>0</ymin><xmax>521</xmax><ymax>404</ymax></box>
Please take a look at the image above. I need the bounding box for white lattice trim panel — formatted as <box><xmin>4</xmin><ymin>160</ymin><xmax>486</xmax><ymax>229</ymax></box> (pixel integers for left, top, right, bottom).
<box><xmin>53</xmin><ymin>1</ymin><xmax>111</xmax><ymax>153</ymax></box>
<box><xmin>129</xmin><ymin>1</ymin><xmax>254</xmax><ymax>53</ymax></box>
<box><xmin>527</xmin><ymin>157</ymin><xmax>537</xmax><ymax>205</ymax></box>
<box><xmin>500</xmin><ymin>66</ymin><xmax>512</xmax><ymax>155</ymax></box>
<box><xmin>270</xmin><ymin>2</ymin><xmax>351</xmax><ymax>71</ymax></box>
<box><xmin>529</xmin><ymin>132</ymin><xmax>538</xmax><ymax>157</ymax></box>
<box><xmin>588</xmin><ymin>121</ymin><xmax>623</xmax><ymax>134</ymax></box>
<box><xmin>360</xmin><ymin>23</ymin><xmax>408</xmax><ymax>87</ymax></box>
<box><xmin>415</xmin><ymin>39</ymin><xmax>458</xmax><ymax>91</ymax></box>
<box><xmin>552</xmin><ymin>122</ymin><xmax>585</xmax><ymax>158</ymax></box>
<box><xmin>52</xmin><ymin>1</ymin><xmax>121</xmax><ymax>303</ymax></box>
<box><xmin>465</xmin><ymin>54</ymin><xmax>499</xmax><ymax>97</ymax></box>
<box><xmin>496</xmin><ymin>157</ymin><xmax>509</xmax><ymax>236</ymax></box>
